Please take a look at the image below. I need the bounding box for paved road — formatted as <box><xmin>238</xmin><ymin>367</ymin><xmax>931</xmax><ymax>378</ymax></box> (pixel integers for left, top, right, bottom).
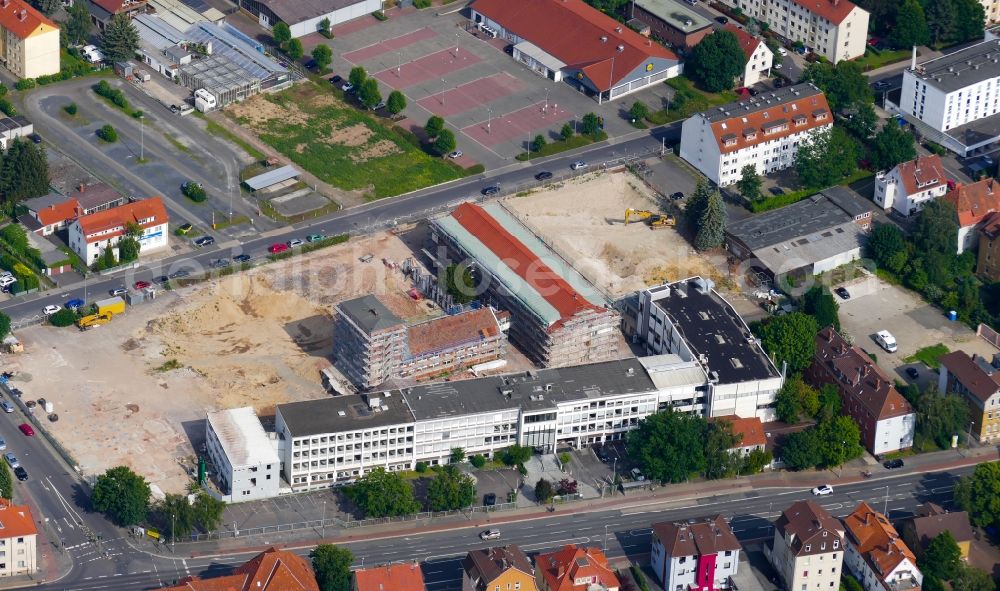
<box><xmin>34</xmin><ymin>464</ymin><xmax>971</xmax><ymax>590</ymax></box>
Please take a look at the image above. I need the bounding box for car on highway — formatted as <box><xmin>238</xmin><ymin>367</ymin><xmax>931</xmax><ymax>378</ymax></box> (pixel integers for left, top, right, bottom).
<box><xmin>177</xmin><ymin>223</ymin><xmax>193</xmax><ymax>234</ymax></box>
<box><xmin>670</xmin><ymin>191</ymin><xmax>684</xmax><ymax>201</ymax></box>
<box><xmin>483</xmin><ymin>493</ymin><xmax>496</xmax><ymax>506</ymax></box>
<box><xmin>0</xmin><ymin>402</ymin><xmax>12</xmax><ymax>414</ymax></box>
<box><xmin>169</xmin><ymin>269</ymin><xmax>191</xmax><ymax>279</ymax></box>
<box><xmin>306</xmin><ymin>234</ymin><xmax>324</xmax><ymax>243</ymax></box>
<box><xmin>66</xmin><ymin>299</ymin><xmax>84</xmax><ymax>311</ymax></box>
<box><xmin>233</xmin><ymin>254</ymin><xmax>252</xmax><ymax>263</ymax></box>
<box><xmin>535</xmin><ymin>171</ymin><xmax>553</xmax><ymax>181</ymax></box>
<box><xmin>571</xmin><ymin>160</ymin><xmax>588</xmax><ymax>170</ymax></box>
<box><xmin>3</xmin><ymin>453</ymin><xmax>17</xmax><ymax>468</ymax></box>
<box><xmin>448</xmin><ymin>150</ymin><xmax>463</xmax><ymax>159</ymax></box>
<box><xmin>42</xmin><ymin>305</ymin><xmax>61</xmax><ymax>316</ymax></box>
<box><xmin>481</xmin><ymin>185</ymin><xmax>500</xmax><ymax>196</ymax></box>
<box><xmin>109</xmin><ymin>287</ymin><xmax>127</xmax><ymax>296</ymax></box>
<box><xmin>287</xmin><ymin>238</ymin><xmax>304</xmax><ymax>248</ymax></box>
<box><xmin>883</xmin><ymin>458</ymin><xmax>905</xmax><ymax>470</ymax></box>
<box><xmin>269</xmin><ymin>243</ymin><xmax>289</xmax><ymax>254</ymax></box>
<box><xmin>194</xmin><ymin>236</ymin><xmax>215</xmax><ymax>247</ymax></box>
<box><xmin>835</xmin><ymin>287</ymin><xmax>851</xmax><ymax>300</ymax></box>
<box><xmin>905</xmin><ymin>367</ymin><xmax>919</xmax><ymax>379</ymax></box>
<box><xmin>18</xmin><ymin>424</ymin><xmax>33</xmax><ymax>437</ymax></box>
<box><xmin>134</xmin><ymin>280</ymin><xmax>151</xmax><ymax>290</ymax></box>
<box><xmin>13</xmin><ymin>466</ymin><xmax>26</xmax><ymax>481</ymax></box>
<box><xmin>812</xmin><ymin>484</ymin><xmax>833</xmax><ymax>496</ymax></box>
<box><xmin>480</xmin><ymin>529</ymin><xmax>501</xmax><ymax>540</ymax></box>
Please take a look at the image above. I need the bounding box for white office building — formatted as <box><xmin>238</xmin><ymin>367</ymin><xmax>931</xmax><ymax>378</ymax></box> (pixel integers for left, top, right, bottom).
<box><xmin>205</xmin><ymin>407</ymin><xmax>281</xmax><ymax>502</ymax></box>
<box><xmin>635</xmin><ymin>277</ymin><xmax>784</xmax><ymax>421</ymax></box>
<box><xmin>716</xmin><ymin>0</ymin><xmax>868</xmax><ymax>63</ymax></box>
<box><xmin>892</xmin><ymin>40</ymin><xmax>1000</xmax><ymax>156</ymax></box>
<box><xmin>874</xmin><ymin>154</ymin><xmax>949</xmax><ymax>216</ymax></box>
<box><xmin>679</xmin><ymin>83</ymin><xmax>833</xmax><ymax>186</ymax></box>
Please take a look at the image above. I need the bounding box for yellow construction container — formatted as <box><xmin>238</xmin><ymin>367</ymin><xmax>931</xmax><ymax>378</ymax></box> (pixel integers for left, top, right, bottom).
<box><xmin>95</xmin><ymin>296</ymin><xmax>126</xmax><ymax>317</ymax></box>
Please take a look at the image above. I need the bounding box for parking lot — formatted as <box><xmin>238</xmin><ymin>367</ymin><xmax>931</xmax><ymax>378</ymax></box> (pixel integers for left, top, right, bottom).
<box><xmin>837</xmin><ymin>277</ymin><xmax>999</xmax><ymax>383</ymax></box>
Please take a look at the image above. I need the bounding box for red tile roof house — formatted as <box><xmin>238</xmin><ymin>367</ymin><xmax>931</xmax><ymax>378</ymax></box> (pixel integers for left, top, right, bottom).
<box><xmin>650</xmin><ymin>515</ymin><xmax>742</xmax><ymax>591</ymax></box>
<box><xmin>22</xmin><ymin>184</ymin><xmax>125</xmax><ymax>237</ymax></box>
<box><xmin>67</xmin><ymin>196</ymin><xmax>169</xmax><ymax>264</ymax></box>
<box><xmin>873</xmin><ymin>154</ymin><xmax>949</xmax><ymax>217</ymax></box>
<box><xmin>805</xmin><ymin>327</ymin><xmax>915</xmax><ymax>456</ymax></box>
<box><xmin>722</xmin><ymin>24</ymin><xmax>773</xmax><ymax>87</ymax></box>
<box><xmin>536</xmin><ymin>544</ymin><xmax>621</xmax><ymax>591</ymax></box>
<box><xmin>713</xmin><ymin>414</ymin><xmax>769</xmax><ymax>459</ymax></box>
<box><xmin>469</xmin><ymin>0</ymin><xmax>680</xmax><ymax>103</ymax></box>
<box><xmin>162</xmin><ymin>547</ymin><xmax>319</xmax><ymax>591</ymax></box>
<box><xmin>354</xmin><ymin>562</ymin><xmax>427</xmax><ymax>591</ymax></box>
<box><xmin>945</xmin><ymin>177</ymin><xmax>1000</xmax><ymax>254</ymax></box>
<box><xmin>842</xmin><ymin>502</ymin><xmax>922</xmax><ymax>591</ymax></box>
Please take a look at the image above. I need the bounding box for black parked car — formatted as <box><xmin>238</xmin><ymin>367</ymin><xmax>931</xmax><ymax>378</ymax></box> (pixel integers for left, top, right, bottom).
<box><xmin>481</xmin><ymin>185</ymin><xmax>500</xmax><ymax>196</ymax></box>
<box><xmin>905</xmin><ymin>367</ymin><xmax>919</xmax><ymax>379</ymax></box>
<box><xmin>835</xmin><ymin>287</ymin><xmax>851</xmax><ymax>300</ymax></box>
<box><xmin>883</xmin><ymin>458</ymin><xmax>904</xmax><ymax>470</ymax></box>
<box><xmin>233</xmin><ymin>254</ymin><xmax>252</xmax><ymax>263</ymax></box>
<box><xmin>715</xmin><ymin>15</ymin><xmax>729</xmax><ymax>24</ymax></box>
<box><xmin>670</xmin><ymin>191</ymin><xmax>685</xmax><ymax>200</ymax></box>
<box><xmin>13</xmin><ymin>466</ymin><xmax>26</xmax><ymax>481</ymax></box>
<box><xmin>594</xmin><ymin>445</ymin><xmax>612</xmax><ymax>463</ymax></box>
<box><xmin>483</xmin><ymin>493</ymin><xmax>496</xmax><ymax>506</ymax></box>
<box><xmin>535</xmin><ymin>171</ymin><xmax>553</xmax><ymax>181</ymax></box>
<box><xmin>194</xmin><ymin>236</ymin><xmax>215</xmax><ymax>247</ymax></box>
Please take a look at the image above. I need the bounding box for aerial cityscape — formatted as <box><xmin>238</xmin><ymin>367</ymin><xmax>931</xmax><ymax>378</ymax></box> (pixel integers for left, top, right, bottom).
<box><xmin>0</xmin><ymin>0</ymin><xmax>994</xmax><ymax>589</ymax></box>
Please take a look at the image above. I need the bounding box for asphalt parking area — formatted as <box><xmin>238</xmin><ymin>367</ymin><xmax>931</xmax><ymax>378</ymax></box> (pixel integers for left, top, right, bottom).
<box><xmin>569</xmin><ymin>446</ymin><xmax>615</xmax><ymax>489</ymax></box>
<box><xmin>472</xmin><ymin>468</ymin><xmax>521</xmax><ymax>505</ymax></box>
<box><xmin>222</xmin><ymin>490</ymin><xmax>336</xmax><ymax>530</ymax></box>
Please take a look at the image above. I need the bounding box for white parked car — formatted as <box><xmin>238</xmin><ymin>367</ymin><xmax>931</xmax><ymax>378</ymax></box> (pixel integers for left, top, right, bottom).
<box><xmin>571</xmin><ymin>160</ymin><xmax>588</xmax><ymax>170</ymax></box>
<box><xmin>777</xmin><ymin>46</ymin><xmax>788</xmax><ymax>56</ymax></box>
<box><xmin>448</xmin><ymin>150</ymin><xmax>463</xmax><ymax>159</ymax></box>
<box><xmin>875</xmin><ymin>330</ymin><xmax>898</xmax><ymax>353</ymax></box>
<box><xmin>812</xmin><ymin>484</ymin><xmax>833</xmax><ymax>496</ymax></box>
<box><xmin>480</xmin><ymin>529</ymin><xmax>501</xmax><ymax>540</ymax></box>
<box><xmin>43</xmin><ymin>305</ymin><xmax>61</xmax><ymax>316</ymax></box>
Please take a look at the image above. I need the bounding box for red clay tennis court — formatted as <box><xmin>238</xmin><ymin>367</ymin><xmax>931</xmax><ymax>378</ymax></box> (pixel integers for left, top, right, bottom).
<box><xmin>462</xmin><ymin>101</ymin><xmax>573</xmax><ymax>148</ymax></box>
<box><xmin>343</xmin><ymin>27</ymin><xmax>438</xmax><ymax>63</ymax></box>
<box><xmin>373</xmin><ymin>48</ymin><xmax>482</xmax><ymax>89</ymax></box>
<box><xmin>416</xmin><ymin>73</ymin><xmax>525</xmax><ymax>117</ymax></box>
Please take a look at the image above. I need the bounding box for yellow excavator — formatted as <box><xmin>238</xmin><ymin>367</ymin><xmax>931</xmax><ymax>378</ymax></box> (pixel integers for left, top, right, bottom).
<box><xmin>624</xmin><ymin>208</ymin><xmax>676</xmax><ymax>229</ymax></box>
<box><xmin>76</xmin><ymin>313</ymin><xmax>113</xmax><ymax>330</ymax></box>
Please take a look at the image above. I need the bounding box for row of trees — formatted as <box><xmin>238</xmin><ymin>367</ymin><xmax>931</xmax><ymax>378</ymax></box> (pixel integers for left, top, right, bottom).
<box><xmin>344</xmin><ymin>463</ymin><xmax>480</xmax><ymax>518</ymax></box>
<box><xmin>423</xmin><ymin>115</ymin><xmax>457</xmax><ymax>156</ymax></box>
<box><xmin>880</xmin><ymin>0</ymin><xmax>985</xmax><ymax>49</ymax></box>
<box><xmin>627</xmin><ymin>409</ymin><xmax>773</xmax><ymax>483</ymax></box>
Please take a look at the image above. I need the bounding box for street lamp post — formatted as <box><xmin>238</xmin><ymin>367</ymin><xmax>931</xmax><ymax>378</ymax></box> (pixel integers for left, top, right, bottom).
<box><xmin>603</xmin><ymin>524</ymin><xmax>609</xmax><ymax>550</ymax></box>
<box><xmin>883</xmin><ymin>484</ymin><xmax>890</xmax><ymax>515</ymax></box>
<box><xmin>322</xmin><ymin>500</ymin><xmax>327</xmax><ymax>539</ymax></box>
<box><xmin>397</xmin><ymin>51</ymin><xmax>402</xmax><ymax>77</ymax></box>
<box><xmin>487</xmin><ymin>107</ymin><xmax>492</xmax><ymax>134</ymax></box>
<box><xmin>440</xmin><ymin>79</ymin><xmax>446</xmax><ymax>106</ymax></box>
<box><xmin>171</xmin><ymin>513</ymin><xmax>175</xmax><ymax>551</ymax></box>
<box><xmin>139</xmin><ymin>114</ymin><xmax>144</xmax><ymax>161</ymax></box>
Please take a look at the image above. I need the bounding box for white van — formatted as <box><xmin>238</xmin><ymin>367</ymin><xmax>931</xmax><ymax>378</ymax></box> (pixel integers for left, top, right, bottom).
<box><xmin>875</xmin><ymin>330</ymin><xmax>897</xmax><ymax>353</ymax></box>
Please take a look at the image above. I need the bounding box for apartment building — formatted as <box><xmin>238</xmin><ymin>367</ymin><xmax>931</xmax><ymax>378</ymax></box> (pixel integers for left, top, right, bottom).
<box><xmin>679</xmin><ymin>83</ymin><xmax>833</xmax><ymax>186</ymax></box>
<box><xmin>163</xmin><ymin>547</ymin><xmax>318</xmax><ymax>591</ymax></box>
<box><xmin>769</xmin><ymin>501</ymin><xmax>845</xmax><ymax>591</ymax></box>
<box><xmin>901</xmin><ymin>503</ymin><xmax>974</xmax><ymax>562</ymax></box>
<box><xmin>430</xmin><ymin>202</ymin><xmax>620</xmax><ymax>367</ymax></box>
<box><xmin>355</xmin><ymin>563</ymin><xmax>426</xmax><ymax>591</ymax></box>
<box><xmin>946</xmin><ymin>178</ymin><xmax>1000</xmax><ymax>253</ymax></box>
<box><xmin>462</xmin><ymin>545</ymin><xmax>537</xmax><ymax>591</ymax></box>
<box><xmin>938</xmin><ymin>350</ymin><xmax>1000</xmax><ymax>443</ymax></box>
<box><xmin>205</xmin><ymin>407</ymin><xmax>281</xmax><ymax>502</ymax></box>
<box><xmin>0</xmin><ymin>499</ymin><xmax>36</xmax><ymax>577</ymax></box>
<box><xmin>635</xmin><ymin>277</ymin><xmax>784</xmax><ymax>421</ymax></box>
<box><xmin>874</xmin><ymin>154</ymin><xmax>950</xmax><ymax>217</ymax></box>
<box><xmin>67</xmin><ymin>197</ymin><xmax>169</xmax><ymax>264</ymax></box>
<box><xmin>650</xmin><ymin>515</ymin><xmax>741</xmax><ymax>590</ymax></box>
<box><xmin>724</xmin><ymin>24</ymin><xmax>773</xmax><ymax>87</ymax></box>
<box><xmin>894</xmin><ymin>40</ymin><xmax>1000</xmax><ymax>156</ymax></box>
<box><xmin>986</xmin><ymin>0</ymin><xmax>1000</xmax><ymax>24</ymax></box>
<box><xmin>806</xmin><ymin>327</ymin><xmax>915</xmax><ymax>455</ymax></box>
<box><xmin>717</xmin><ymin>0</ymin><xmax>868</xmax><ymax>62</ymax></box>
<box><xmin>0</xmin><ymin>0</ymin><xmax>58</xmax><ymax>79</ymax></box>
<box><xmin>536</xmin><ymin>545</ymin><xmax>620</xmax><ymax>591</ymax></box>
<box><xmin>332</xmin><ymin>295</ymin><xmax>510</xmax><ymax>390</ymax></box>
<box><xmin>842</xmin><ymin>503</ymin><xmax>922</xmax><ymax>591</ymax></box>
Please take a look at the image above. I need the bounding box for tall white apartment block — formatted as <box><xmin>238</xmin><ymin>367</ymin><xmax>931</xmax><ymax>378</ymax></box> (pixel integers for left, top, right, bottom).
<box><xmin>679</xmin><ymin>83</ymin><xmax>833</xmax><ymax>187</ymax></box>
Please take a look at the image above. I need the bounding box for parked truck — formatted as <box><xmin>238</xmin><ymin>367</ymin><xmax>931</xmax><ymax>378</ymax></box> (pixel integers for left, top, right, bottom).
<box><xmin>95</xmin><ymin>296</ymin><xmax>125</xmax><ymax>317</ymax></box>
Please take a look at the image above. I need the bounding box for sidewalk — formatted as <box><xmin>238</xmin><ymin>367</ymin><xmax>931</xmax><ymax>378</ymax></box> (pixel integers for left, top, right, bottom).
<box><xmin>180</xmin><ymin>445</ymin><xmax>998</xmax><ymax>560</ymax></box>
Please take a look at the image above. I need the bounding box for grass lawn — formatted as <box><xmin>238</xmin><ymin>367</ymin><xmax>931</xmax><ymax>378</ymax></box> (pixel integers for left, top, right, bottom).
<box><xmin>224</xmin><ymin>84</ymin><xmax>461</xmax><ymax>199</ymax></box>
<box><xmin>854</xmin><ymin>48</ymin><xmax>914</xmax><ymax>71</ymax></box>
<box><xmin>646</xmin><ymin>77</ymin><xmax>738</xmax><ymax>125</ymax></box>
<box><xmin>515</xmin><ymin>132</ymin><xmax>606</xmax><ymax>161</ymax></box>
<box><xmin>904</xmin><ymin>343</ymin><xmax>950</xmax><ymax>369</ymax></box>
<box><xmin>750</xmin><ymin>168</ymin><xmax>875</xmax><ymax>212</ymax></box>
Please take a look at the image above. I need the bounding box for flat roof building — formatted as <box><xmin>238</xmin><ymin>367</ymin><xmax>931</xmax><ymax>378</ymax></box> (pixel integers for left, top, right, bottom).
<box><xmin>205</xmin><ymin>407</ymin><xmax>281</xmax><ymax>502</ymax></box>
<box><xmin>630</xmin><ymin>0</ymin><xmax>713</xmax><ymax>51</ymax></box>
<box><xmin>235</xmin><ymin>0</ymin><xmax>383</xmax><ymax>39</ymax></box>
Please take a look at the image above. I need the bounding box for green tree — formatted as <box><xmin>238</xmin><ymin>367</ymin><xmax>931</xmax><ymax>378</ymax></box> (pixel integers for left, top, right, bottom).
<box><xmin>581</xmin><ymin>112</ymin><xmax>601</xmax><ymax>138</ymax></box>
<box><xmin>954</xmin><ymin>566</ymin><xmax>997</xmax><ymax>591</ymax></box>
<box><xmin>915</xmin><ymin>386</ymin><xmax>970</xmax><ymax>449</ymax></box>
<box><xmin>182</xmin><ymin>181</ymin><xmax>207</xmax><ymax>202</ymax></box>
<box><xmin>800</xmin><ymin>61</ymin><xmax>872</xmax><ymax>111</ymax></box>
<box><xmin>815</xmin><ymin>415</ymin><xmax>864</xmax><ymax>467</ymax></box>
<box><xmin>816</xmin><ymin>384</ymin><xmax>841</xmax><ymax>423</ymax></box>
<box><xmin>348</xmin><ymin>66</ymin><xmax>367</xmax><ymax>91</ymax></box>
<box><xmin>629</xmin><ymin>100</ymin><xmax>648</xmax><ymax>122</ymax></box>
<box><xmin>913</xmin><ymin>199</ymin><xmax>958</xmax><ymax>256</ymax></box>
<box><xmin>0</xmin><ymin>461</ymin><xmax>11</xmax><ymax>499</ymax></box>
<box><xmin>469</xmin><ymin>454</ymin><xmax>486</xmax><ymax>468</ymax></box>
<box><xmin>312</xmin><ymin>44</ymin><xmax>333</xmax><ymax>70</ymax></box>
<box><xmin>91</xmin><ymin>466</ymin><xmax>151</xmax><ymax>526</ymax></box>
<box><xmin>0</xmin><ymin>312</ymin><xmax>10</xmax><ymax>341</ymax></box>
<box><xmin>741</xmin><ymin>448</ymin><xmax>773</xmax><ymax>474</ymax></box>
<box><xmin>685</xmin><ymin>180</ymin><xmax>713</xmax><ymax>234</ymax></box>
<box><xmin>30</xmin><ymin>0</ymin><xmax>60</xmax><ymax>14</ymax></box>
<box><xmin>867</xmin><ymin>224</ymin><xmax>907</xmax><ymax>271</ymax></box>
<box><xmin>686</xmin><ymin>30</ymin><xmax>746</xmax><ymax>92</ymax></box>
<box><xmin>891</xmin><ymin>0</ymin><xmax>931</xmax><ymax>48</ymax></box>
<box><xmin>871</xmin><ymin>123</ymin><xmax>917</xmax><ymax>171</ymax></box>
<box><xmin>286</xmin><ymin>38</ymin><xmax>304</xmax><ymax>61</ymax></box>
<box><xmin>794</xmin><ymin>127</ymin><xmax>859</xmax><ymax>188</ymax></box>
<box><xmin>920</xmin><ymin>531</ymin><xmax>962</xmax><ymax>581</ymax></box>
<box><xmin>344</xmin><ymin>467</ymin><xmax>419</xmax><ymax>518</ymax></box>
<box><xmin>64</xmin><ymin>102</ymin><xmax>78</xmax><ymax>116</ymax></box>
<box><xmin>781</xmin><ymin>428</ymin><xmax>822</xmax><ymax>470</ymax></box>
<box><xmin>627</xmin><ymin>409</ymin><xmax>707</xmax><ymax>483</ymax></box>
<box><xmin>450</xmin><ymin>447</ymin><xmax>466</xmax><ymax>464</ymax></box>
<box><xmin>386</xmin><ymin>90</ymin><xmax>406</xmax><ymax>114</ymax></box>
<box><xmin>0</xmin><ymin>139</ymin><xmax>49</xmax><ymax>203</ymax></box>
<box><xmin>802</xmin><ymin>285</ymin><xmax>840</xmax><ymax>331</ymax></box>
<box><xmin>842</xmin><ymin>574</ymin><xmax>864</xmax><ymax>591</ymax></box>
<box><xmin>534</xmin><ymin>478</ymin><xmax>554</xmax><ymax>503</ymax></box>
<box><xmin>272</xmin><ymin>22</ymin><xmax>291</xmax><ymax>47</ymax></box>
<box><xmin>49</xmin><ymin>308</ymin><xmax>77</xmax><ymax>327</ymax></box>
<box><xmin>560</xmin><ymin>123</ymin><xmax>574</xmax><ymax>141</ymax></box>
<box><xmin>66</xmin><ymin>1</ymin><xmax>93</xmax><ymax>45</ymax></box>
<box><xmin>704</xmin><ymin>420</ymin><xmax>741</xmax><ymax>480</ymax></box>
<box><xmin>694</xmin><ymin>190</ymin><xmax>726</xmax><ymax>250</ymax></box>
<box><xmin>117</xmin><ymin>222</ymin><xmax>142</xmax><ymax>263</ymax></box>
<box><xmin>192</xmin><ymin>493</ymin><xmax>225</xmax><ymax>532</ymax></box>
<box><xmin>757</xmin><ymin>313</ymin><xmax>819</xmax><ymax>373</ymax></box>
<box><xmin>842</xmin><ymin>103</ymin><xmax>879</xmax><ymax>139</ymax></box>
<box><xmin>924</xmin><ymin>0</ymin><xmax>955</xmax><ymax>44</ymax></box>
<box><xmin>775</xmin><ymin>376</ymin><xmax>821</xmax><ymax>423</ymax></box>
<box><xmin>424</xmin><ymin>115</ymin><xmax>444</xmax><ymax>139</ymax></box>
<box><xmin>318</xmin><ymin>17</ymin><xmax>332</xmax><ymax>36</ymax></box>
<box><xmin>443</xmin><ymin>262</ymin><xmax>475</xmax><ymax>303</ymax></box>
<box><xmin>736</xmin><ymin>164</ymin><xmax>762</xmax><ymax>202</ymax></box>
<box><xmin>310</xmin><ymin>544</ymin><xmax>353</xmax><ymax>591</ymax></box>
<box><xmin>97</xmin><ymin>124</ymin><xmax>118</xmax><ymax>143</ymax></box>
<box><xmin>532</xmin><ymin>134</ymin><xmax>546</xmax><ymax>152</ymax></box>
<box><xmin>433</xmin><ymin>128</ymin><xmax>457</xmax><ymax>156</ymax></box>
<box><xmin>156</xmin><ymin>493</ymin><xmax>195</xmax><ymax>539</ymax></box>
<box><xmin>950</xmin><ymin>0</ymin><xmax>987</xmax><ymax>44</ymax></box>
<box><xmin>766</xmin><ymin>38</ymin><xmax>783</xmax><ymax>66</ymax></box>
<box><xmin>500</xmin><ymin>445</ymin><xmax>532</xmax><ymax>466</ymax></box>
<box><xmin>99</xmin><ymin>13</ymin><xmax>140</xmax><ymax>64</ymax></box>
<box><xmin>427</xmin><ymin>465</ymin><xmax>476</xmax><ymax>511</ymax></box>
<box><xmin>358</xmin><ymin>78</ymin><xmax>381</xmax><ymax>108</ymax></box>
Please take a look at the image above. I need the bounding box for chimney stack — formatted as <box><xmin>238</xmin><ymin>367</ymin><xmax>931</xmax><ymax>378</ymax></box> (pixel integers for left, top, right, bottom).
<box><xmin>911</xmin><ymin>45</ymin><xmax>918</xmax><ymax>70</ymax></box>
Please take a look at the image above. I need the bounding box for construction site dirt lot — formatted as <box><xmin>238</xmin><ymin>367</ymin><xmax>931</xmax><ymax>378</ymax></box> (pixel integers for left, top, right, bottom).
<box><xmin>504</xmin><ymin>171</ymin><xmax>729</xmax><ymax>298</ymax></box>
<box><xmin>7</xmin><ymin>230</ymin><xmax>442</xmax><ymax>494</ymax></box>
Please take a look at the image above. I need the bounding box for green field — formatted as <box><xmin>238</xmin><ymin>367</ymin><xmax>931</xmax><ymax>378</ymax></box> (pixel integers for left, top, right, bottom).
<box><xmin>904</xmin><ymin>343</ymin><xmax>950</xmax><ymax>369</ymax></box>
<box><xmin>225</xmin><ymin>84</ymin><xmax>462</xmax><ymax>199</ymax></box>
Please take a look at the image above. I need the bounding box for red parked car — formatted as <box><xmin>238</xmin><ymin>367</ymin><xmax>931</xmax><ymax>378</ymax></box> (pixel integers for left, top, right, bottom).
<box><xmin>134</xmin><ymin>280</ymin><xmax>151</xmax><ymax>290</ymax></box>
<box><xmin>268</xmin><ymin>243</ymin><xmax>289</xmax><ymax>254</ymax></box>
<box><xmin>18</xmin><ymin>424</ymin><xmax>33</xmax><ymax>436</ymax></box>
